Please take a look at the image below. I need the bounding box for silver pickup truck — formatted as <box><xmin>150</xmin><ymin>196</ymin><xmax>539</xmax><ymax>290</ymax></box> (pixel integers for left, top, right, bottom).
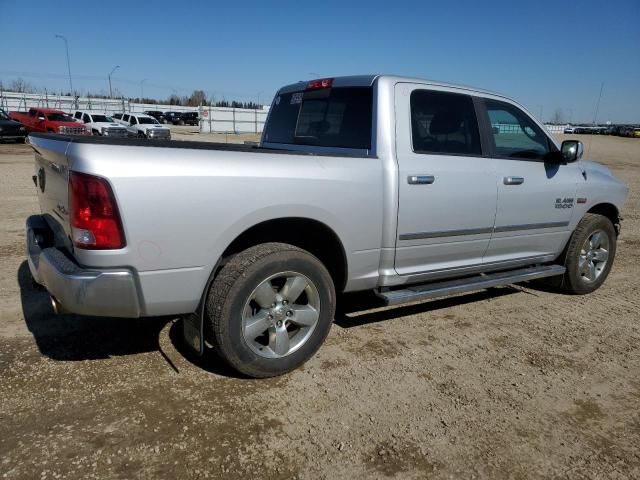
<box><xmin>26</xmin><ymin>75</ymin><xmax>628</xmax><ymax>377</ymax></box>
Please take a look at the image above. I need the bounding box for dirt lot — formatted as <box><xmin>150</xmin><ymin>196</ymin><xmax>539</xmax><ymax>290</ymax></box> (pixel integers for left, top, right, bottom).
<box><xmin>0</xmin><ymin>134</ymin><xmax>638</xmax><ymax>479</ymax></box>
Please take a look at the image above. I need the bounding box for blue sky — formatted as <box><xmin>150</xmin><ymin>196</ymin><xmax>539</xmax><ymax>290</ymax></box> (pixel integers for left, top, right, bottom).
<box><xmin>1</xmin><ymin>0</ymin><xmax>639</xmax><ymax>122</ymax></box>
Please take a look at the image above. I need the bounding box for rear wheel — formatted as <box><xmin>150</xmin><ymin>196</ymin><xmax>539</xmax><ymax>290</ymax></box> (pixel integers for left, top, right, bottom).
<box><xmin>560</xmin><ymin>213</ymin><xmax>616</xmax><ymax>294</ymax></box>
<box><xmin>205</xmin><ymin>243</ymin><xmax>335</xmax><ymax>378</ymax></box>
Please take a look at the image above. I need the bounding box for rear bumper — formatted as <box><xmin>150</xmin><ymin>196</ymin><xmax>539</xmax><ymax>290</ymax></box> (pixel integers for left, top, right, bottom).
<box><xmin>26</xmin><ymin>215</ymin><xmax>141</xmax><ymax>317</ymax></box>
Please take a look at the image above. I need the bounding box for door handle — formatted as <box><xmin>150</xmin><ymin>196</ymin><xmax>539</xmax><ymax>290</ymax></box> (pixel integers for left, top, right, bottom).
<box><xmin>408</xmin><ymin>175</ymin><xmax>435</xmax><ymax>185</ymax></box>
<box><xmin>503</xmin><ymin>176</ymin><xmax>524</xmax><ymax>185</ymax></box>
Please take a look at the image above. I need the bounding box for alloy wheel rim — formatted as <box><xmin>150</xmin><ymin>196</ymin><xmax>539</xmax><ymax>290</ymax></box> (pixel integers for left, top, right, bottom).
<box><xmin>578</xmin><ymin>229</ymin><xmax>610</xmax><ymax>283</ymax></box>
<box><xmin>241</xmin><ymin>271</ymin><xmax>320</xmax><ymax>358</ymax></box>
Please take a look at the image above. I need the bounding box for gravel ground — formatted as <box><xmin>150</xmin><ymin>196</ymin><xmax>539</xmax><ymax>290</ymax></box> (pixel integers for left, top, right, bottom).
<box><xmin>0</xmin><ymin>134</ymin><xmax>638</xmax><ymax>479</ymax></box>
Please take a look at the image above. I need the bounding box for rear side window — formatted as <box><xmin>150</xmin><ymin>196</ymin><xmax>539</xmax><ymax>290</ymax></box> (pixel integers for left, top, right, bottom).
<box><xmin>483</xmin><ymin>99</ymin><xmax>551</xmax><ymax>159</ymax></box>
<box><xmin>263</xmin><ymin>87</ymin><xmax>373</xmax><ymax>150</ymax></box>
<box><xmin>410</xmin><ymin>90</ymin><xmax>481</xmax><ymax>156</ymax></box>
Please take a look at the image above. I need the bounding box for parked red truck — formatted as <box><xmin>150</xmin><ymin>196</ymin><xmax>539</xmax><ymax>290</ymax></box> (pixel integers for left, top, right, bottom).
<box><xmin>9</xmin><ymin>108</ymin><xmax>88</xmax><ymax>135</ymax></box>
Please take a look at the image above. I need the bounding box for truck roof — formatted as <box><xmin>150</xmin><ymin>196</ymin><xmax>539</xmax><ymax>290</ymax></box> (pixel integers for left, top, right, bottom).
<box><xmin>278</xmin><ymin>74</ymin><xmax>509</xmax><ymax>100</ymax></box>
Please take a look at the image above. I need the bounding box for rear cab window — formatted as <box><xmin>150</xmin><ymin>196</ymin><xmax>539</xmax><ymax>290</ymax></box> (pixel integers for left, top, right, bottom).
<box><xmin>263</xmin><ymin>84</ymin><xmax>373</xmax><ymax>152</ymax></box>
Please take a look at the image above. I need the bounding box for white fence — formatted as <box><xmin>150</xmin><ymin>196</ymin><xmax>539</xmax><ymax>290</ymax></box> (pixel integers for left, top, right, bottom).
<box><xmin>0</xmin><ymin>90</ymin><xmax>269</xmax><ymax>134</ymax></box>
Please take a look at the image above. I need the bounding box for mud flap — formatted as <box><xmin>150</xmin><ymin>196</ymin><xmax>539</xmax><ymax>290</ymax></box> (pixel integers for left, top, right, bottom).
<box><xmin>182</xmin><ymin>310</ymin><xmax>204</xmax><ymax>356</ymax></box>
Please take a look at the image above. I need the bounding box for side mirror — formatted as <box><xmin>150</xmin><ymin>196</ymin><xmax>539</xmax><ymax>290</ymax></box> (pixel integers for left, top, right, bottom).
<box><xmin>561</xmin><ymin>140</ymin><xmax>584</xmax><ymax>163</ymax></box>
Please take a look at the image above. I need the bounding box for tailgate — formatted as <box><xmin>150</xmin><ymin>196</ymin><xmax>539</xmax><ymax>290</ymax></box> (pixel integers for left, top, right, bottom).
<box><xmin>28</xmin><ymin>134</ymin><xmax>73</xmax><ymax>245</ymax></box>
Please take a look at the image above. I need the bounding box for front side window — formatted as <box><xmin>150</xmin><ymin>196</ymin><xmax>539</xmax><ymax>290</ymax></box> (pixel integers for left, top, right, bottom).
<box><xmin>83</xmin><ymin>114</ymin><xmax>91</xmax><ymax>123</ymax></box>
<box><xmin>130</xmin><ymin>116</ymin><xmax>138</xmax><ymax>125</ymax></box>
<box><xmin>410</xmin><ymin>90</ymin><xmax>481</xmax><ymax>156</ymax></box>
<box><xmin>484</xmin><ymin>99</ymin><xmax>551</xmax><ymax>159</ymax></box>
<box><xmin>138</xmin><ymin>117</ymin><xmax>158</xmax><ymax>125</ymax></box>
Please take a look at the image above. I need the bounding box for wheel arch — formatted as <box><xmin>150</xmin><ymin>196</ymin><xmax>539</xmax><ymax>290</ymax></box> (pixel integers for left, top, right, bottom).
<box><xmin>219</xmin><ymin>217</ymin><xmax>348</xmax><ymax>293</ymax></box>
<box><xmin>587</xmin><ymin>203</ymin><xmax>621</xmax><ymax>235</ymax></box>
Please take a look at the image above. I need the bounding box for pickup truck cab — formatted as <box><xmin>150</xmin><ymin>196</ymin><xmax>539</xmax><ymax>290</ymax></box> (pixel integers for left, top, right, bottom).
<box><xmin>73</xmin><ymin>111</ymin><xmax>128</xmax><ymax>137</ymax></box>
<box><xmin>10</xmin><ymin>108</ymin><xmax>87</xmax><ymax>135</ymax></box>
<box><xmin>163</xmin><ymin>111</ymin><xmax>184</xmax><ymax>125</ymax></box>
<box><xmin>25</xmin><ymin>75</ymin><xmax>628</xmax><ymax>377</ymax></box>
<box><xmin>115</xmin><ymin>113</ymin><xmax>171</xmax><ymax>139</ymax></box>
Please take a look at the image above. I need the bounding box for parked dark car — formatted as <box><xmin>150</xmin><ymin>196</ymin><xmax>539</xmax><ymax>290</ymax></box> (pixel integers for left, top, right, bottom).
<box><xmin>163</xmin><ymin>111</ymin><xmax>183</xmax><ymax>125</ymax></box>
<box><xmin>180</xmin><ymin>112</ymin><xmax>199</xmax><ymax>126</ymax></box>
<box><xmin>144</xmin><ymin>110</ymin><xmax>166</xmax><ymax>123</ymax></box>
<box><xmin>112</xmin><ymin>113</ymin><xmax>123</xmax><ymax>120</ymax></box>
<box><xmin>0</xmin><ymin>108</ymin><xmax>27</xmax><ymax>142</ymax></box>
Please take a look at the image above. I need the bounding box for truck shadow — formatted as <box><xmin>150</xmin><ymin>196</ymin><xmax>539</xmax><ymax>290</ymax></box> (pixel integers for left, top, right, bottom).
<box><xmin>18</xmin><ymin>261</ymin><xmax>172</xmax><ymax>361</ymax></box>
<box><xmin>17</xmin><ymin>261</ymin><xmax>244</xmax><ymax>377</ymax></box>
<box><xmin>334</xmin><ymin>287</ymin><xmax>520</xmax><ymax>328</ymax></box>
<box><xmin>18</xmin><ymin>260</ymin><xmax>525</xmax><ymax>375</ymax></box>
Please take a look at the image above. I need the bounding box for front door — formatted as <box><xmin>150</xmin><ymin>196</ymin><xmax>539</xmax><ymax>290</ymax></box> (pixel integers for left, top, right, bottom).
<box><xmin>478</xmin><ymin>98</ymin><xmax>580</xmax><ymax>263</ymax></box>
<box><xmin>394</xmin><ymin>84</ymin><xmax>497</xmax><ymax>275</ymax></box>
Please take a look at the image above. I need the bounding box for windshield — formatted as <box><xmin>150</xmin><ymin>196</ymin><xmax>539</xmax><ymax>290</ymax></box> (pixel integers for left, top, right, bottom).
<box><xmin>138</xmin><ymin>117</ymin><xmax>159</xmax><ymax>125</ymax></box>
<box><xmin>91</xmin><ymin>114</ymin><xmax>112</xmax><ymax>123</ymax></box>
<box><xmin>263</xmin><ymin>86</ymin><xmax>372</xmax><ymax>150</ymax></box>
<box><xmin>47</xmin><ymin>113</ymin><xmax>73</xmax><ymax>122</ymax></box>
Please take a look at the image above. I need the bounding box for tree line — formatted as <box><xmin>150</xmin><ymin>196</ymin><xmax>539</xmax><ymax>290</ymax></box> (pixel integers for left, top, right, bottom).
<box><xmin>0</xmin><ymin>78</ymin><xmax>264</xmax><ymax>109</ymax></box>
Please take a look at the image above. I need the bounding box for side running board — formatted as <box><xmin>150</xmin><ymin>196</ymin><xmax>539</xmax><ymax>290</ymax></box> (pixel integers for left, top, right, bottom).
<box><xmin>376</xmin><ymin>264</ymin><xmax>565</xmax><ymax>306</ymax></box>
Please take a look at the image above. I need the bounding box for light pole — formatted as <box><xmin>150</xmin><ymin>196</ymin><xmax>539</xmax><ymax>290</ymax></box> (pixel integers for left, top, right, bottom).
<box><xmin>140</xmin><ymin>78</ymin><xmax>148</xmax><ymax>100</ymax></box>
<box><xmin>108</xmin><ymin>65</ymin><xmax>120</xmax><ymax>99</ymax></box>
<box><xmin>54</xmin><ymin>34</ymin><xmax>73</xmax><ymax>94</ymax></box>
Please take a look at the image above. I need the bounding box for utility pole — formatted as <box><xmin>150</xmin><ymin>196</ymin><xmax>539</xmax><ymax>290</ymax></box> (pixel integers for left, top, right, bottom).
<box><xmin>593</xmin><ymin>82</ymin><xmax>604</xmax><ymax>125</ymax></box>
<box><xmin>54</xmin><ymin>34</ymin><xmax>73</xmax><ymax>94</ymax></box>
<box><xmin>108</xmin><ymin>65</ymin><xmax>120</xmax><ymax>99</ymax></box>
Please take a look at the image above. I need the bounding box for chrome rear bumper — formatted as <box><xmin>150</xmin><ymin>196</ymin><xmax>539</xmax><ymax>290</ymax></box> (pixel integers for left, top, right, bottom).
<box><xmin>26</xmin><ymin>215</ymin><xmax>141</xmax><ymax>317</ymax></box>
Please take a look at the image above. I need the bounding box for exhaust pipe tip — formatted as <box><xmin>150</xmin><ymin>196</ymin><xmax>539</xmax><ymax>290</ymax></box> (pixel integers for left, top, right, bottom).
<box><xmin>50</xmin><ymin>296</ymin><xmax>67</xmax><ymax>315</ymax></box>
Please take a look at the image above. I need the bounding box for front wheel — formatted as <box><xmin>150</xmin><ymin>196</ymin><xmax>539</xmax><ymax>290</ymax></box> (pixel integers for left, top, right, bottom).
<box><xmin>560</xmin><ymin>213</ymin><xmax>617</xmax><ymax>294</ymax></box>
<box><xmin>205</xmin><ymin>243</ymin><xmax>335</xmax><ymax>378</ymax></box>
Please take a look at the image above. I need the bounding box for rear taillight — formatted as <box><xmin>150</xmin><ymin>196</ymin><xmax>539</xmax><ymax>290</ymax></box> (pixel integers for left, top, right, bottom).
<box><xmin>69</xmin><ymin>171</ymin><xmax>125</xmax><ymax>249</ymax></box>
<box><xmin>306</xmin><ymin>78</ymin><xmax>334</xmax><ymax>90</ymax></box>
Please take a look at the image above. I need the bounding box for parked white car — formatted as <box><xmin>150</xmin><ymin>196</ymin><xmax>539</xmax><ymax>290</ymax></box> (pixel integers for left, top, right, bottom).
<box><xmin>73</xmin><ymin>111</ymin><xmax>128</xmax><ymax>137</ymax></box>
<box><xmin>116</xmin><ymin>113</ymin><xmax>171</xmax><ymax>140</ymax></box>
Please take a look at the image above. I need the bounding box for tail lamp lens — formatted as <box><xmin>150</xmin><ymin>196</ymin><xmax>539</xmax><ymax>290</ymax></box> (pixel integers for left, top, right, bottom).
<box><xmin>69</xmin><ymin>171</ymin><xmax>125</xmax><ymax>249</ymax></box>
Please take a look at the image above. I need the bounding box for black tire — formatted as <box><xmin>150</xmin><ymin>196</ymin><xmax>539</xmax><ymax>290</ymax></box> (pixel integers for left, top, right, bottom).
<box><xmin>205</xmin><ymin>242</ymin><xmax>335</xmax><ymax>378</ymax></box>
<box><xmin>138</xmin><ymin>131</ymin><xmax>146</xmax><ymax>138</ymax></box>
<box><xmin>560</xmin><ymin>213</ymin><xmax>617</xmax><ymax>294</ymax></box>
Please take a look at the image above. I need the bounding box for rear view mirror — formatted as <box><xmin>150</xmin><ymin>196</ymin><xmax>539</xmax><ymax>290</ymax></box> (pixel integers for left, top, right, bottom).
<box><xmin>561</xmin><ymin>140</ymin><xmax>584</xmax><ymax>163</ymax></box>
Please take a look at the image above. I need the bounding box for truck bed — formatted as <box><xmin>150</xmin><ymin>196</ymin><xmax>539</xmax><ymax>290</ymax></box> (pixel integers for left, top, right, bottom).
<box><xmin>28</xmin><ymin>132</ymin><xmax>367</xmax><ymax>158</ymax></box>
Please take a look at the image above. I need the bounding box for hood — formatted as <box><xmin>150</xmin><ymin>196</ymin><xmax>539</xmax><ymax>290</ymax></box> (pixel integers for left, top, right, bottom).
<box><xmin>94</xmin><ymin>122</ymin><xmax>125</xmax><ymax>128</ymax></box>
<box><xmin>579</xmin><ymin>160</ymin><xmax>613</xmax><ymax>178</ymax></box>
<box><xmin>0</xmin><ymin>118</ymin><xmax>23</xmax><ymax>127</ymax></box>
<box><xmin>51</xmin><ymin>120</ymin><xmax>86</xmax><ymax>128</ymax></box>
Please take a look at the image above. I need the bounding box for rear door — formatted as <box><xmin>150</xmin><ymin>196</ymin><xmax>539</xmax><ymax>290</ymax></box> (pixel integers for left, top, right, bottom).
<box><xmin>478</xmin><ymin>98</ymin><xmax>580</xmax><ymax>263</ymax></box>
<box><xmin>394</xmin><ymin>84</ymin><xmax>497</xmax><ymax>275</ymax></box>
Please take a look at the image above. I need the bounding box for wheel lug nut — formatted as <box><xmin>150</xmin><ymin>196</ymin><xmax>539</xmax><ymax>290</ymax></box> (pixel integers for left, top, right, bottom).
<box><xmin>286</xmin><ymin>311</ymin><xmax>292</xmax><ymax>317</ymax></box>
<box><xmin>267</xmin><ymin>314</ymin><xmax>273</xmax><ymax>320</ymax></box>
<box><xmin>276</xmin><ymin>320</ymin><xmax>283</xmax><ymax>327</ymax></box>
<box><xmin>283</xmin><ymin>300</ymin><xmax>288</xmax><ymax>305</ymax></box>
